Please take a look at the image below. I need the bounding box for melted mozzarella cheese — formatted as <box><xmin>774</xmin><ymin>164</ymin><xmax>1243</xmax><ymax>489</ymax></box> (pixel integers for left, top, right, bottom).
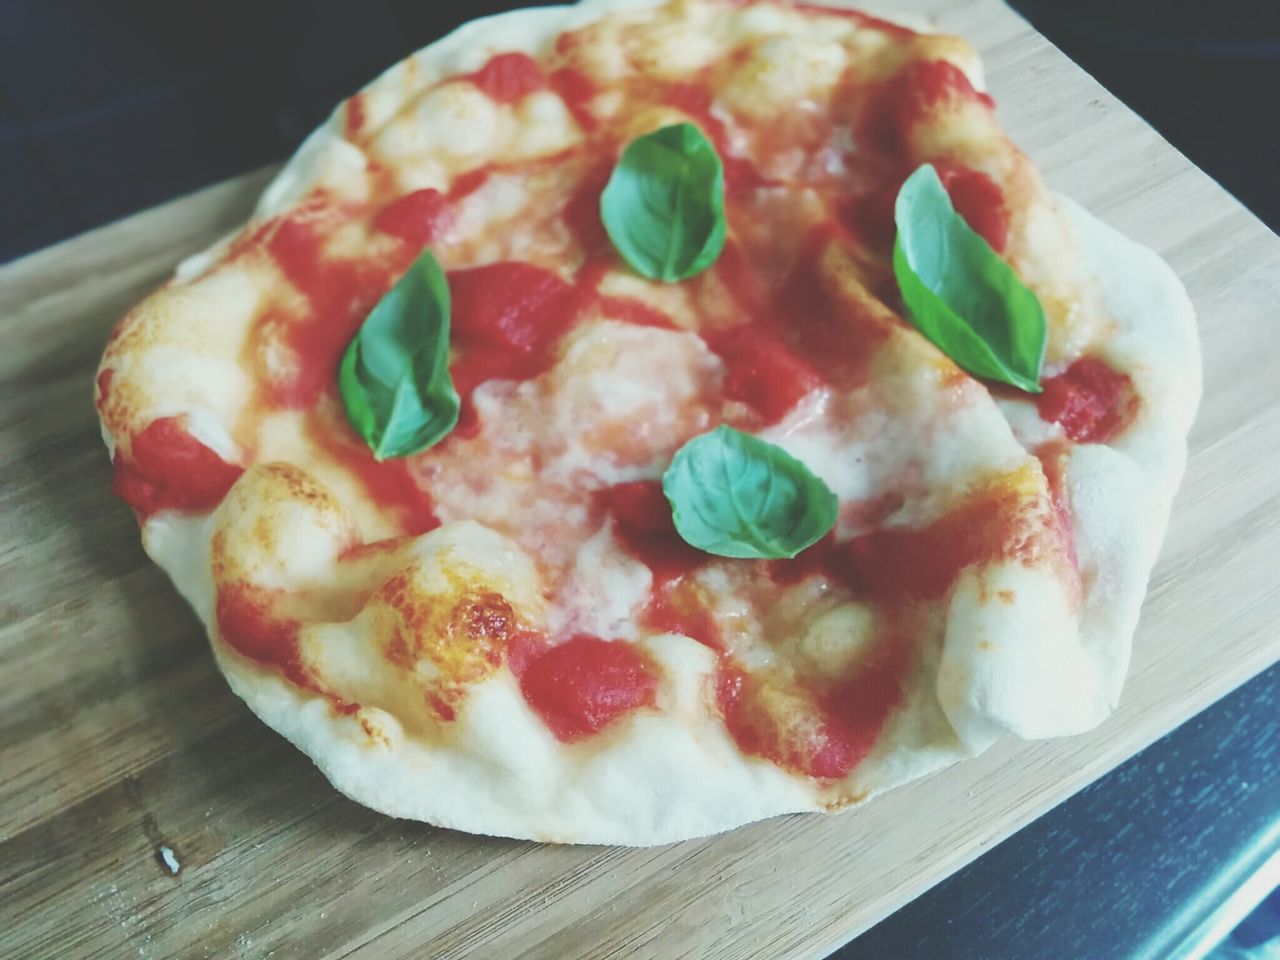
<box><xmin>795</xmin><ymin>603</ymin><xmax>877</xmax><ymax>676</ymax></box>
<box><xmin>719</xmin><ymin>35</ymin><xmax>849</xmax><ymax>119</ymax></box>
<box><xmin>551</xmin><ymin>527</ymin><xmax>653</xmax><ymax>640</ymax></box>
<box><xmin>540</xmin><ymin>320</ymin><xmax>723</xmax><ymax>482</ymax></box>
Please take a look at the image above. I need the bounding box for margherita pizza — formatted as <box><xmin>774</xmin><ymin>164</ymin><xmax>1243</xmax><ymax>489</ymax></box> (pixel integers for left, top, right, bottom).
<box><xmin>95</xmin><ymin>0</ymin><xmax>1199</xmax><ymax>844</ymax></box>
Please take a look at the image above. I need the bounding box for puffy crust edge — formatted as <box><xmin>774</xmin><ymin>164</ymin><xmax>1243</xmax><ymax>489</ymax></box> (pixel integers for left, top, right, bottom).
<box><xmin>940</xmin><ymin>197</ymin><xmax>1200</xmax><ymax>743</ymax></box>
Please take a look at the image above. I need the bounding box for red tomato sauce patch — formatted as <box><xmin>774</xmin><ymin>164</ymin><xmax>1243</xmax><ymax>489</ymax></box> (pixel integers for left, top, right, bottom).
<box><xmin>306</xmin><ymin>411</ymin><xmax>441</xmax><ymax>535</ymax></box>
<box><xmin>600</xmin><ymin>481</ymin><xmax>705</xmax><ymax>586</ymax></box>
<box><xmin>448</xmin><ymin>260</ymin><xmax>582</xmax><ymax>435</ymax></box>
<box><xmin>112</xmin><ymin>417</ymin><xmax>244</xmax><ymax>518</ymax></box>
<box><xmin>373</xmin><ymin>188</ymin><xmax>452</xmax><ymax>247</ymax></box>
<box><xmin>517</xmin><ymin>635</ymin><xmax>658</xmax><ymax>741</ymax></box>
<box><xmin>716</xmin><ymin>651</ymin><xmax>905</xmax><ymax>781</ymax></box>
<box><xmin>468</xmin><ymin>52</ymin><xmax>546</xmax><ymax>103</ymax></box>
<box><xmin>549</xmin><ymin>66</ymin><xmax>599</xmax><ymax>131</ymax></box>
<box><xmin>831</xmin><ymin>484</ymin><xmax>1033</xmax><ymax>600</ymax></box>
<box><xmin>264</xmin><ymin>206</ymin><xmax>403</xmax><ymax>408</ymax></box>
<box><xmin>450</xmin><ymin>261</ymin><xmax>576</xmax><ymax>354</ymax></box>
<box><xmin>933</xmin><ymin>161</ymin><xmax>1010</xmax><ymax>253</ymax></box>
<box><xmin>215</xmin><ymin>584</ymin><xmax>301</xmax><ymax>675</ymax></box>
<box><xmin>706</xmin><ymin>324</ymin><xmax>824</xmax><ymax>424</ymax></box>
<box><xmin>860</xmin><ymin>59</ymin><xmax>995</xmax><ymax>157</ymax></box>
<box><xmin>1037</xmin><ymin>357</ymin><xmax>1137</xmax><ymax>445</ymax></box>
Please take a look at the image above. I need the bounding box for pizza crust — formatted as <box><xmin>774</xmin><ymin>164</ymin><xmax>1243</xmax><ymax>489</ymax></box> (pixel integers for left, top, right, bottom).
<box><xmin>121</xmin><ymin>0</ymin><xmax>1198</xmax><ymax>844</ymax></box>
<box><xmin>1055</xmin><ymin>196</ymin><xmax>1200</xmax><ymax>720</ymax></box>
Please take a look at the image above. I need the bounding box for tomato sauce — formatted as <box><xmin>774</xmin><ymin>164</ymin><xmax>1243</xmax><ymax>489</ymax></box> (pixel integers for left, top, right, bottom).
<box><xmin>859</xmin><ymin>59</ymin><xmax>995</xmax><ymax>158</ymax></box>
<box><xmin>662</xmin><ymin>83</ymin><xmax>769</xmax><ymax>193</ymax></box>
<box><xmin>817</xmin><ymin>639</ymin><xmax>908</xmax><ymax>769</ymax></box>
<box><xmin>836</xmin><ymin>160</ymin><xmax>1008</xmax><ymax>255</ymax></box>
<box><xmin>450</xmin><ymin>261</ymin><xmax>577</xmax><ymax>354</ymax></box>
<box><xmin>837</xmin><ymin>186</ymin><xmax>899</xmax><ymax>251</ymax></box>
<box><xmin>705</xmin><ymin>324</ymin><xmax>824</xmax><ymax>424</ymax></box>
<box><xmin>447</xmin><ymin>261</ymin><xmax>582</xmax><ymax>433</ymax></box>
<box><xmin>264</xmin><ymin>205</ymin><xmax>404</xmax><ymax>408</ymax></box>
<box><xmin>600</xmin><ymin>481</ymin><xmax>721</xmax><ymax>648</ymax></box>
<box><xmin>596</xmin><ymin>293</ymin><xmax>677</xmax><ymax>329</ymax></box>
<box><xmin>112</xmin><ymin>417</ymin><xmax>244</xmax><ymax>518</ymax></box>
<box><xmin>372</xmin><ymin>166</ymin><xmax>495</xmax><ymax>248</ymax></box>
<box><xmin>504</xmin><ymin>629</ymin><xmax>550</xmax><ymax>676</ymax></box>
<box><xmin>712</xmin><ymin>239</ymin><xmax>766</xmax><ymax>314</ymax></box>
<box><xmin>446</xmin><ymin>257</ymin><xmax>685</xmax><ymax>435</ymax></box>
<box><xmin>346</xmin><ymin>93</ymin><xmax>367</xmax><ymax>138</ymax></box>
<box><xmin>830</xmin><ymin>478</ymin><xmax>1057</xmax><ymax>601</ymax></box>
<box><xmin>517</xmin><ymin>634</ymin><xmax>658</xmax><ymax>741</ymax></box>
<box><xmin>834</xmin><ymin>483</ymin><xmax>1024</xmax><ymax>599</ymax></box>
<box><xmin>373</xmin><ymin>188</ymin><xmax>452</xmax><ymax>246</ymax></box>
<box><xmin>767</xmin><ymin>532</ymin><xmax>837</xmax><ymax>585</ymax></box>
<box><xmin>96</xmin><ymin>368</ymin><xmax>114</xmax><ymax>406</ymax></box>
<box><xmin>1037</xmin><ymin>357</ymin><xmax>1137</xmax><ymax>444</ymax></box>
<box><xmin>549</xmin><ymin>66</ymin><xmax>599</xmax><ymax>131</ymax></box>
<box><xmin>933</xmin><ymin>161</ymin><xmax>1010</xmax><ymax>253</ymax></box>
<box><xmin>644</xmin><ymin>585</ymin><xmax>723</xmax><ymax>650</ymax></box>
<box><xmin>906</xmin><ymin>59</ymin><xmax>996</xmax><ymax>114</ymax></box>
<box><xmin>447</xmin><ymin>166</ymin><xmax>492</xmax><ymax>202</ymax></box>
<box><xmin>562</xmin><ymin>159</ymin><xmax>614</xmax><ymax>253</ymax></box>
<box><xmin>774</xmin><ymin>228</ymin><xmax>893</xmax><ymax>390</ymax></box>
<box><xmin>215</xmin><ymin>584</ymin><xmax>305</xmax><ymax>683</ymax></box>
<box><xmin>1035</xmin><ymin>439</ymin><xmax>1080</xmax><ymax>574</ymax></box>
<box><xmin>468</xmin><ymin>53</ymin><xmax>546</xmax><ymax>104</ymax></box>
<box><xmin>216</xmin><ymin>583</ymin><xmax>363</xmax><ymax>715</ymax></box>
<box><xmin>569</xmin><ymin>259</ymin><xmax>677</xmax><ymax>330</ymax></box>
<box><xmin>600</xmin><ymin>481</ymin><xmax>704</xmax><ymax>585</ymax></box>
<box><xmin>717</xmin><ymin>641</ymin><xmax>906</xmax><ymax>780</ymax></box>
<box><xmin>305</xmin><ymin>411</ymin><xmax>440</xmax><ymax>535</ymax></box>
<box><xmin>447</xmin><ymin>346</ymin><xmax>534</xmax><ymax>437</ymax></box>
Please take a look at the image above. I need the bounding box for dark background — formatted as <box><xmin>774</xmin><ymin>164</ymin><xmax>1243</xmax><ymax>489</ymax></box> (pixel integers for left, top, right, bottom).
<box><xmin>2</xmin><ymin>1</ymin><xmax>1278</xmax><ymax>261</ymax></box>
<box><xmin>3</xmin><ymin>2</ymin><xmax>1277</xmax><ymax>957</ymax></box>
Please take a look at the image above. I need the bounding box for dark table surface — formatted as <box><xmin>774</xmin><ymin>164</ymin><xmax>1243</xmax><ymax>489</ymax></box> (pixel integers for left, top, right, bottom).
<box><xmin>3</xmin><ymin>2</ymin><xmax>1278</xmax><ymax>957</ymax></box>
<box><xmin>838</xmin><ymin>664</ymin><xmax>1280</xmax><ymax>959</ymax></box>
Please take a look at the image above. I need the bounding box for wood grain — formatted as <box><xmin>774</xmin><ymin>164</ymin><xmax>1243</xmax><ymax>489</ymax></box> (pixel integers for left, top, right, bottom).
<box><xmin>2</xmin><ymin>2</ymin><xmax>1278</xmax><ymax>958</ymax></box>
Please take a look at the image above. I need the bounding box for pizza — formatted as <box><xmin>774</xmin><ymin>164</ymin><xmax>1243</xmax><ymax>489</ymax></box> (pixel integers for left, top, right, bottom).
<box><xmin>94</xmin><ymin>0</ymin><xmax>1199</xmax><ymax>844</ymax></box>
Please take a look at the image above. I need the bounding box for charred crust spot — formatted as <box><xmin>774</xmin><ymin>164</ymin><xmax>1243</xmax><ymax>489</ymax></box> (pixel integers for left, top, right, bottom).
<box><xmin>251</xmin><ymin>513</ymin><xmax>278</xmax><ymax>555</ymax></box>
<box><xmin>357</xmin><ymin>710</ymin><xmax>394</xmax><ymax>748</ymax></box>
<box><xmin>210</xmin><ymin>528</ymin><xmax>230</xmax><ymax>579</ymax></box>
<box><xmin>821</xmin><ymin>790</ymin><xmax>870</xmax><ymax>812</ymax></box>
<box><xmin>258</xmin><ymin>461</ymin><xmax>331</xmax><ymax>505</ymax></box>
<box><xmin>379</xmin><ymin>571</ymin><xmax>414</xmax><ymax>616</ymax></box>
<box><xmin>378</xmin><ymin>573</ymin><xmax>517</xmax><ymax>706</ymax></box>
<box><xmin>384</xmin><ymin>625</ymin><xmax>415</xmax><ymax>670</ymax></box>
<box><xmin>457</xmin><ymin>592</ymin><xmax>515</xmax><ymax>650</ymax></box>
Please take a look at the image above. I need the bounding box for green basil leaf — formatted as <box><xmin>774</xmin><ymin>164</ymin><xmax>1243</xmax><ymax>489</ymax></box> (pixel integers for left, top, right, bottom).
<box><xmin>662</xmin><ymin>425</ymin><xmax>838</xmax><ymax>560</ymax></box>
<box><xmin>893</xmin><ymin>163</ymin><xmax>1047</xmax><ymax>393</ymax></box>
<box><xmin>339</xmin><ymin>249</ymin><xmax>459</xmax><ymax>459</ymax></box>
<box><xmin>601</xmin><ymin>123</ymin><xmax>727</xmax><ymax>283</ymax></box>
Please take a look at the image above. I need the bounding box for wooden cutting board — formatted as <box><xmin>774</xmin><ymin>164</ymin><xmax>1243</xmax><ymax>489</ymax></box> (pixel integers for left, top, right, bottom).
<box><xmin>3</xmin><ymin>2</ymin><xmax>1278</xmax><ymax>957</ymax></box>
